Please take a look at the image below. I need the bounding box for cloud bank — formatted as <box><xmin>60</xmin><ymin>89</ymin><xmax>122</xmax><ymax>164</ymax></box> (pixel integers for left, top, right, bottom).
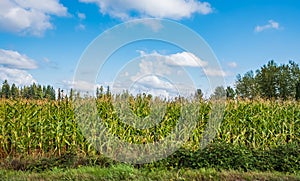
<box><xmin>111</xmin><ymin>51</ymin><xmax>226</xmax><ymax>98</ymax></box>
<box><xmin>0</xmin><ymin>67</ymin><xmax>36</xmax><ymax>86</ymax></box>
<box><xmin>79</xmin><ymin>0</ymin><xmax>213</xmax><ymax>20</ymax></box>
<box><xmin>0</xmin><ymin>49</ymin><xmax>37</xmax><ymax>69</ymax></box>
<box><xmin>0</xmin><ymin>49</ymin><xmax>37</xmax><ymax>86</ymax></box>
<box><xmin>0</xmin><ymin>0</ymin><xmax>68</xmax><ymax>36</ymax></box>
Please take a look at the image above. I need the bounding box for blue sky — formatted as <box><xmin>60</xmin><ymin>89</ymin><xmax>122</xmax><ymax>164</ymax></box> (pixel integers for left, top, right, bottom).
<box><xmin>0</xmin><ymin>0</ymin><xmax>299</xmax><ymax>97</ymax></box>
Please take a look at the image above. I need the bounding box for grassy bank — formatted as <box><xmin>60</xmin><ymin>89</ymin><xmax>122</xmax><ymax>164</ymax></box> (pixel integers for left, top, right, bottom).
<box><xmin>1</xmin><ymin>164</ymin><xmax>299</xmax><ymax>181</ymax></box>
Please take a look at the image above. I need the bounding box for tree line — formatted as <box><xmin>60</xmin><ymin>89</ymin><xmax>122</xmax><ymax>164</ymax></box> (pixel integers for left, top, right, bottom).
<box><xmin>1</xmin><ymin>60</ymin><xmax>300</xmax><ymax>101</ymax></box>
<box><xmin>211</xmin><ymin>60</ymin><xmax>300</xmax><ymax>101</ymax></box>
<box><xmin>0</xmin><ymin>80</ymin><xmax>56</xmax><ymax>100</ymax></box>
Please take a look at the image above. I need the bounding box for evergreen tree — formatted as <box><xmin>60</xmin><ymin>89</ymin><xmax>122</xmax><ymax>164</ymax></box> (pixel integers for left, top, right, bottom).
<box><xmin>44</xmin><ymin>85</ymin><xmax>55</xmax><ymax>100</ymax></box>
<box><xmin>58</xmin><ymin>88</ymin><xmax>61</xmax><ymax>101</ymax></box>
<box><xmin>29</xmin><ymin>83</ymin><xmax>38</xmax><ymax>99</ymax></box>
<box><xmin>226</xmin><ymin>86</ymin><xmax>235</xmax><ymax>100</ymax></box>
<box><xmin>1</xmin><ymin>80</ymin><xmax>10</xmax><ymax>99</ymax></box>
<box><xmin>256</xmin><ymin>60</ymin><xmax>279</xmax><ymax>99</ymax></box>
<box><xmin>50</xmin><ymin>86</ymin><xmax>56</xmax><ymax>100</ymax></box>
<box><xmin>106</xmin><ymin>86</ymin><xmax>111</xmax><ymax>97</ymax></box>
<box><xmin>10</xmin><ymin>83</ymin><xmax>19</xmax><ymax>99</ymax></box>
<box><xmin>22</xmin><ymin>86</ymin><xmax>30</xmax><ymax>99</ymax></box>
<box><xmin>211</xmin><ymin>86</ymin><xmax>226</xmax><ymax>100</ymax></box>
<box><xmin>235</xmin><ymin>71</ymin><xmax>258</xmax><ymax>99</ymax></box>
<box><xmin>296</xmin><ymin>81</ymin><xmax>300</xmax><ymax>101</ymax></box>
<box><xmin>289</xmin><ymin>61</ymin><xmax>300</xmax><ymax>99</ymax></box>
<box><xmin>277</xmin><ymin>64</ymin><xmax>292</xmax><ymax>100</ymax></box>
<box><xmin>69</xmin><ymin>88</ymin><xmax>74</xmax><ymax>101</ymax></box>
<box><xmin>96</xmin><ymin>87</ymin><xmax>100</xmax><ymax>98</ymax></box>
<box><xmin>37</xmin><ymin>84</ymin><xmax>43</xmax><ymax>99</ymax></box>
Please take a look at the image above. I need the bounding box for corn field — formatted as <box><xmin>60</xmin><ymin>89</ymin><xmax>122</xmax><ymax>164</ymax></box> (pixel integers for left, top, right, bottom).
<box><xmin>0</xmin><ymin>95</ymin><xmax>299</xmax><ymax>160</ymax></box>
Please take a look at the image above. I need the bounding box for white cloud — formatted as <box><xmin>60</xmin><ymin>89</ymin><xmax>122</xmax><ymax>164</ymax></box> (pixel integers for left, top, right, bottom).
<box><xmin>166</xmin><ymin>52</ymin><xmax>208</xmax><ymax>67</ymax></box>
<box><xmin>63</xmin><ymin>80</ymin><xmax>101</xmax><ymax>93</ymax></box>
<box><xmin>137</xmin><ymin>51</ymin><xmax>207</xmax><ymax>68</ymax></box>
<box><xmin>0</xmin><ymin>49</ymin><xmax>38</xmax><ymax>86</ymax></box>
<box><xmin>203</xmin><ymin>68</ymin><xmax>227</xmax><ymax>77</ymax></box>
<box><xmin>255</xmin><ymin>20</ymin><xmax>281</xmax><ymax>33</ymax></box>
<box><xmin>0</xmin><ymin>0</ymin><xmax>68</xmax><ymax>36</ymax></box>
<box><xmin>112</xmin><ymin>51</ymin><xmax>203</xmax><ymax>98</ymax></box>
<box><xmin>76</xmin><ymin>12</ymin><xmax>86</xmax><ymax>31</ymax></box>
<box><xmin>0</xmin><ymin>49</ymin><xmax>38</xmax><ymax>69</ymax></box>
<box><xmin>79</xmin><ymin>0</ymin><xmax>212</xmax><ymax>20</ymax></box>
<box><xmin>102</xmin><ymin>51</ymin><xmax>225</xmax><ymax>98</ymax></box>
<box><xmin>128</xmin><ymin>75</ymin><xmax>192</xmax><ymax>98</ymax></box>
<box><xmin>137</xmin><ymin>75</ymin><xmax>175</xmax><ymax>91</ymax></box>
<box><xmin>0</xmin><ymin>66</ymin><xmax>36</xmax><ymax>86</ymax></box>
<box><xmin>77</xmin><ymin>12</ymin><xmax>86</xmax><ymax>20</ymax></box>
<box><xmin>227</xmin><ymin>62</ymin><xmax>237</xmax><ymax>68</ymax></box>
<box><xmin>131</xmin><ymin>83</ymin><xmax>175</xmax><ymax>98</ymax></box>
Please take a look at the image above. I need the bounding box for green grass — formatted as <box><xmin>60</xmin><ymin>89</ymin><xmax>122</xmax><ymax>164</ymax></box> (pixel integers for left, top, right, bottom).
<box><xmin>0</xmin><ymin>165</ymin><xmax>299</xmax><ymax>181</ymax></box>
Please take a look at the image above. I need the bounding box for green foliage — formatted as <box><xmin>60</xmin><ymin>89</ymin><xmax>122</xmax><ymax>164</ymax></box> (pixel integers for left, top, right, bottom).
<box><xmin>0</xmin><ymin>80</ymin><xmax>56</xmax><ymax>100</ymax></box>
<box><xmin>296</xmin><ymin>81</ymin><xmax>300</xmax><ymax>101</ymax></box>
<box><xmin>210</xmin><ymin>86</ymin><xmax>226</xmax><ymax>100</ymax></box>
<box><xmin>1</xmin><ymin>80</ymin><xmax>10</xmax><ymax>99</ymax></box>
<box><xmin>236</xmin><ymin>60</ymin><xmax>300</xmax><ymax>100</ymax></box>
<box><xmin>0</xmin><ymin>95</ymin><xmax>299</xmax><ymax>173</ymax></box>
<box><xmin>226</xmin><ymin>86</ymin><xmax>235</xmax><ymax>100</ymax></box>
<box><xmin>236</xmin><ymin>71</ymin><xmax>258</xmax><ymax>99</ymax></box>
<box><xmin>256</xmin><ymin>60</ymin><xmax>280</xmax><ymax>99</ymax></box>
<box><xmin>0</xmin><ymin>165</ymin><xmax>299</xmax><ymax>181</ymax></box>
<box><xmin>144</xmin><ymin>142</ymin><xmax>300</xmax><ymax>173</ymax></box>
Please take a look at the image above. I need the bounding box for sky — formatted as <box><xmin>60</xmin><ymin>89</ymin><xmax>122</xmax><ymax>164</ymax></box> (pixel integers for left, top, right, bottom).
<box><xmin>0</xmin><ymin>0</ymin><xmax>299</xmax><ymax>97</ymax></box>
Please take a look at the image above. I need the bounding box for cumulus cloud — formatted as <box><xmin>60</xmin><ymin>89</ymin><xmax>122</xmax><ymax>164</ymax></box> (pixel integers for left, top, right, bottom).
<box><xmin>0</xmin><ymin>49</ymin><xmax>38</xmax><ymax>86</ymax></box>
<box><xmin>136</xmin><ymin>51</ymin><xmax>229</xmax><ymax>79</ymax></box>
<box><xmin>0</xmin><ymin>66</ymin><xmax>36</xmax><ymax>86</ymax></box>
<box><xmin>255</xmin><ymin>20</ymin><xmax>281</xmax><ymax>33</ymax></box>
<box><xmin>63</xmin><ymin>80</ymin><xmax>102</xmax><ymax>93</ymax></box>
<box><xmin>0</xmin><ymin>0</ymin><xmax>68</xmax><ymax>36</ymax></box>
<box><xmin>79</xmin><ymin>0</ymin><xmax>212</xmax><ymax>20</ymax></box>
<box><xmin>111</xmin><ymin>51</ymin><xmax>207</xmax><ymax>98</ymax></box>
<box><xmin>138</xmin><ymin>51</ymin><xmax>207</xmax><ymax>68</ymax></box>
<box><xmin>132</xmin><ymin>84</ymin><xmax>176</xmax><ymax>98</ymax></box>
<box><xmin>166</xmin><ymin>52</ymin><xmax>208</xmax><ymax>67</ymax></box>
<box><xmin>125</xmin><ymin>74</ymin><xmax>195</xmax><ymax>98</ymax></box>
<box><xmin>137</xmin><ymin>75</ymin><xmax>174</xmax><ymax>91</ymax></box>
<box><xmin>0</xmin><ymin>49</ymin><xmax>38</xmax><ymax>69</ymax></box>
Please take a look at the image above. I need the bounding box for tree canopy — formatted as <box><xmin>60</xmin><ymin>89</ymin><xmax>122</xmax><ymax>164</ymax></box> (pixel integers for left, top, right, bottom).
<box><xmin>0</xmin><ymin>81</ymin><xmax>56</xmax><ymax>100</ymax></box>
<box><xmin>1</xmin><ymin>60</ymin><xmax>300</xmax><ymax>101</ymax></box>
<box><xmin>235</xmin><ymin>60</ymin><xmax>300</xmax><ymax>100</ymax></box>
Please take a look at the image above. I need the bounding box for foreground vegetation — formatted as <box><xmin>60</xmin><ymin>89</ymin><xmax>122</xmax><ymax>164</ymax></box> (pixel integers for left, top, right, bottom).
<box><xmin>1</xmin><ymin>97</ymin><xmax>299</xmax><ymax>156</ymax></box>
<box><xmin>1</xmin><ymin>164</ymin><xmax>299</xmax><ymax>181</ymax></box>
<box><xmin>0</xmin><ymin>95</ymin><xmax>299</xmax><ymax>174</ymax></box>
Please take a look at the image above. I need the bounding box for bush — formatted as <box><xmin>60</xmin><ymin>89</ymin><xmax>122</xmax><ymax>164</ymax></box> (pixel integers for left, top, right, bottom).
<box><xmin>142</xmin><ymin>142</ymin><xmax>300</xmax><ymax>173</ymax></box>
